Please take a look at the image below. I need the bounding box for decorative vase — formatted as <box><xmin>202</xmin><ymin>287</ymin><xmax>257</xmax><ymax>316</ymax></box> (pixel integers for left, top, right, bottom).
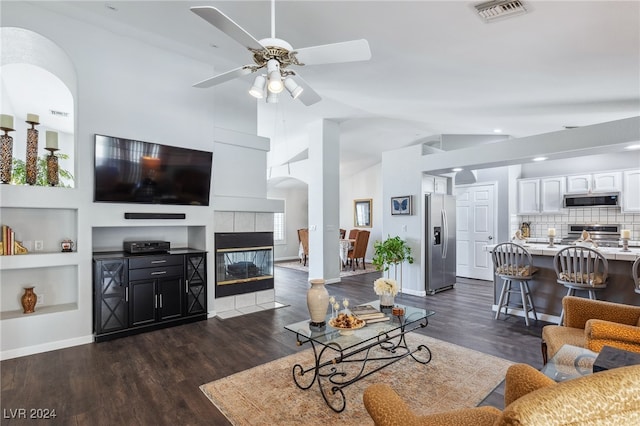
<box><xmin>21</xmin><ymin>286</ymin><xmax>37</xmax><ymax>314</ymax></box>
<box><xmin>379</xmin><ymin>292</ymin><xmax>394</xmax><ymax>309</ymax></box>
<box><xmin>307</xmin><ymin>278</ymin><xmax>329</xmax><ymax>327</ymax></box>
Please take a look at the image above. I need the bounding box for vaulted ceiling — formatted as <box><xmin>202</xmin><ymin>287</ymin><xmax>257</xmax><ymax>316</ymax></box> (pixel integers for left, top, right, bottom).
<box><xmin>22</xmin><ymin>1</ymin><xmax>640</xmax><ymax>177</ymax></box>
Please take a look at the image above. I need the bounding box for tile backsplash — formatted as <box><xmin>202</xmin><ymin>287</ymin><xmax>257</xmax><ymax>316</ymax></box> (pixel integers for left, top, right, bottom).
<box><xmin>518</xmin><ymin>208</ymin><xmax>639</xmax><ymax>240</ymax></box>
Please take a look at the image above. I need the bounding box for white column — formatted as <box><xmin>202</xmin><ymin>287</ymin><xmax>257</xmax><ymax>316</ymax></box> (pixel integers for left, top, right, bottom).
<box><xmin>307</xmin><ymin>119</ymin><xmax>341</xmax><ymax>283</ymax></box>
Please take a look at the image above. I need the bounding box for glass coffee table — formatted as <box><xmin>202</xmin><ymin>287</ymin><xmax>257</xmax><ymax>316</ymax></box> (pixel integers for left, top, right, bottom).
<box><xmin>540</xmin><ymin>344</ymin><xmax>598</xmax><ymax>382</ymax></box>
<box><xmin>284</xmin><ymin>301</ymin><xmax>435</xmax><ymax>412</ymax></box>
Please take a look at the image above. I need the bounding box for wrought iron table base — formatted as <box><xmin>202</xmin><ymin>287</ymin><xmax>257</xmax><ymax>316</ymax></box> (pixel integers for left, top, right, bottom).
<box><xmin>291</xmin><ymin>318</ymin><xmax>431</xmax><ymax>412</ymax></box>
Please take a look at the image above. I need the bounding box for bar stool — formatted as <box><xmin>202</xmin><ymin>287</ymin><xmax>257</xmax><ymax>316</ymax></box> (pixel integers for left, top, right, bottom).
<box><xmin>554</xmin><ymin>246</ymin><xmax>608</xmax><ymax>325</ymax></box>
<box><xmin>492</xmin><ymin>242</ymin><xmax>538</xmax><ymax>326</ymax></box>
<box><xmin>633</xmin><ymin>257</ymin><xmax>640</xmax><ymax>294</ymax></box>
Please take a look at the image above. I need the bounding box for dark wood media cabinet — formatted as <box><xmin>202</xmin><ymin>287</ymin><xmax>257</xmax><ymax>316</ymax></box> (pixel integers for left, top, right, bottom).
<box><xmin>93</xmin><ymin>249</ymin><xmax>207</xmax><ymax>342</ymax></box>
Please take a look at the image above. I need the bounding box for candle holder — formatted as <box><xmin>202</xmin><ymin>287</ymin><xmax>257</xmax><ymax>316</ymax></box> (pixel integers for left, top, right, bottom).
<box><xmin>26</xmin><ymin>118</ymin><xmax>39</xmax><ymax>185</ymax></box>
<box><xmin>45</xmin><ymin>147</ymin><xmax>59</xmax><ymax>186</ymax></box>
<box><xmin>0</xmin><ymin>128</ymin><xmax>14</xmax><ymax>184</ymax></box>
<box><xmin>547</xmin><ymin>236</ymin><xmax>555</xmax><ymax>248</ymax></box>
<box><xmin>621</xmin><ymin>238</ymin><xmax>630</xmax><ymax>252</ymax></box>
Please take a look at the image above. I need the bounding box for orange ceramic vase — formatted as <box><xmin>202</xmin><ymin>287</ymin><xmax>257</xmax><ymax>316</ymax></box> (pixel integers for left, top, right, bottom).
<box><xmin>21</xmin><ymin>286</ymin><xmax>37</xmax><ymax>314</ymax></box>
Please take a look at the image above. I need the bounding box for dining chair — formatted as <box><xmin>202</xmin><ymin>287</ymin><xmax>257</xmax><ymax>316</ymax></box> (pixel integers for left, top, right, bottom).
<box><xmin>339</xmin><ymin>228</ymin><xmax>346</xmax><ymax>239</ymax></box>
<box><xmin>297</xmin><ymin>228</ymin><xmax>309</xmax><ymax>266</ymax></box>
<box><xmin>554</xmin><ymin>246</ymin><xmax>608</xmax><ymax>325</ymax></box>
<box><xmin>491</xmin><ymin>242</ymin><xmax>538</xmax><ymax>326</ymax></box>
<box><xmin>347</xmin><ymin>229</ymin><xmax>359</xmax><ymax>240</ymax></box>
<box><xmin>347</xmin><ymin>230</ymin><xmax>370</xmax><ymax>270</ymax></box>
<box><xmin>633</xmin><ymin>257</ymin><xmax>640</xmax><ymax>294</ymax></box>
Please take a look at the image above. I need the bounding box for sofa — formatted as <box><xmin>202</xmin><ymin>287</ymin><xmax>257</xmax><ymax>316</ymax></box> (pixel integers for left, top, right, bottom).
<box><xmin>541</xmin><ymin>296</ymin><xmax>640</xmax><ymax>364</ymax></box>
<box><xmin>363</xmin><ymin>363</ymin><xmax>640</xmax><ymax>425</ymax></box>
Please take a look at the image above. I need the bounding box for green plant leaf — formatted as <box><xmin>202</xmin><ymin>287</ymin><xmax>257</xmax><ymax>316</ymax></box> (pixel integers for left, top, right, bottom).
<box><xmin>11</xmin><ymin>153</ymin><xmax>74</xmax><ymax>187</ymax></box>
<box><xmin>372</xmin><ymin>235</ymin><xmax>414</xmax><ymax>271</ymax></box>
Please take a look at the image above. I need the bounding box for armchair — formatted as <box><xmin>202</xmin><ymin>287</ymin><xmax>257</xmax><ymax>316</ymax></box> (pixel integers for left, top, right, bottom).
<box><xmin>541</xmin><ymin>296</ymin><xmax>640</xmax><ymax>364</ymax></box>
<box><xmin>363</xmin><ymin>363</ymin><xmax>640</xmax><ymax>425</ymax></box>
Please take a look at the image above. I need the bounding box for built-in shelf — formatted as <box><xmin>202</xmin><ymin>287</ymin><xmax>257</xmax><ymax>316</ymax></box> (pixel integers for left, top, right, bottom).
<box><xmin>0</xmin><ymin>303</ymin><xmax>78</xmax><ymax>320</ymax></box>
<box><xmin>0</xmin><ymin>252</ymin><xmax>80</xmax><ymax>269</ymax></box>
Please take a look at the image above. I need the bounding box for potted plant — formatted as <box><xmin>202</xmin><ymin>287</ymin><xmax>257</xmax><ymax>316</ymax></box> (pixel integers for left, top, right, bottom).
<box><xmin>372</xmin><ymin>235</ymin><xmax>414</xmax><ymax>272</ymax></box>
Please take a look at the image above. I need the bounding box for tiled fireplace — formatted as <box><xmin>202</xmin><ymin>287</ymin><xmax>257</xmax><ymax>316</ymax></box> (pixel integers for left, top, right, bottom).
<box><xmin>213</xmin><ymin>211</ymin><xmax>282</xmax><ymax>318</ymax></box>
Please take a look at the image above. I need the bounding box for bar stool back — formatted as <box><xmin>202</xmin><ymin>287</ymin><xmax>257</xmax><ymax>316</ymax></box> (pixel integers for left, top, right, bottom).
<box><xmin>633</xmin><ymin>257</ymin><xmax>640</xmax><ymax>294</ymax></box>
<box><xmin>554</xmin><ymin>246</ymin><xmax>608</xmax><ymax>325</ymax></box>
<box><xmin>492</xmin><ymin>242</ymin><xmax>538</xmax><ymax>326</ymax></box>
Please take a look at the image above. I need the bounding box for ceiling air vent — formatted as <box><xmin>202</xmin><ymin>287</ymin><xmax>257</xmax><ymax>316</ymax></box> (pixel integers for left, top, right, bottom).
<box><xmin>50</xmin><ymin>109</ymin><xmax>70</xmax><ymax>118</ymax></box>
<box><xmin>474</xmin><ymin>0</ymin><xmax>527</xmax><ymax>22</ymax></box>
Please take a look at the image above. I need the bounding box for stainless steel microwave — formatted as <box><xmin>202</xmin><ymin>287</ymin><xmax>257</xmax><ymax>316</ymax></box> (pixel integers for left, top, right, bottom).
<box><xmin>563</xmin><ymin>192</ymin><xmax>620</xmax><ymax>208</ymax></box>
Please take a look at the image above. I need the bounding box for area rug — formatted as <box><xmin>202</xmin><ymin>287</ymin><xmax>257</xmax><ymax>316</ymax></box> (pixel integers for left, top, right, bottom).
<box><xmin>200</xmin><ymin>333</ymin><xmax>513</xmax><ymax>425</ymax></box>
<box><xmin>276</xmin><ymin>260</ymin><xmax>380</xmax><ymax>277</ymax></box>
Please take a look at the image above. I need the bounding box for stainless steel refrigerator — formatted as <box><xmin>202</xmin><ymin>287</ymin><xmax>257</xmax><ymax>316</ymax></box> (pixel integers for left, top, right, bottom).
<box><xmin>425</xmin><ymin>193</ymin><xmax>456</xmax><ymax>294</ymax></box>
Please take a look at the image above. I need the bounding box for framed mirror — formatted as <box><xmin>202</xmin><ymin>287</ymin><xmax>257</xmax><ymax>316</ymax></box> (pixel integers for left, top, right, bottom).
<box><xmin>354</xmin><ymin>198</ymin><xmax>372</xmax><ymax>228</ymax></box>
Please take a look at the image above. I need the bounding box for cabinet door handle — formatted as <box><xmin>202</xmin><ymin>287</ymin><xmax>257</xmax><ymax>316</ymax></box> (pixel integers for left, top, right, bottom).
<box><xmin>185</xmin><ymin>281</ymin><xmax>189</xmax><ymax>294</ymax></box>
<box><xmin>155</xmin><ymin>295</ymin><xmax>158</xmax><ymax>309</ymax></box>
<box><xmin>151</xmin><ymin>260</ymin><xmax>167</xmax><ymax>264</ymax></box>
<box><xmin>125</xmin><ymin>287</ymin><xmax>129</xmax><ymax>302</ymax></box>
<box><xmin>151</xmin><ymin>271</ymin><xmax>167</xmax><ymax>275</ymax></box>
<box><xmin>159</xmin><ymin>294</ymin><xmax>163</xmax><ymax>308</ymax></box>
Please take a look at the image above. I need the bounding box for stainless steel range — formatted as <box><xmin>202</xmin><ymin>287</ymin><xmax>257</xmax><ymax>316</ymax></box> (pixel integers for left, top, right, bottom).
<box><xmin>560</xmin><ymin>224</ymin><xmax>621</xmax><ymax>247</ymax></box>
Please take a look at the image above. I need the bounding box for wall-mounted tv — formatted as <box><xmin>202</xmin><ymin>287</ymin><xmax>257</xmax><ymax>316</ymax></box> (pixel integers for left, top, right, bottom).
<box><xmin>94</xmin><ymin>134</ymin><xmax>213</xmax><ymax>206</ymax></box>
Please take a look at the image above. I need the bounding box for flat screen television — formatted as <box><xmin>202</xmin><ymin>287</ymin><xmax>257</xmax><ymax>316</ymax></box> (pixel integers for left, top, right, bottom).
<box><xmin>94</xmin><ymin>134</ymin><xmax>213</xmax><ymax>206</ymax></box>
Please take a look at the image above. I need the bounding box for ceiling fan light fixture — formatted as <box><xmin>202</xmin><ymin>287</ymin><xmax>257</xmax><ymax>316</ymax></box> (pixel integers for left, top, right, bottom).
<box><xmin>266</xmin><ymin>59</ymin><xmax>284</xmax><ymax>93</ymax></box>
<box><xmin>284</xmin><ymin>77</ymin><xmax>303</xmax><ymax>99</ymax></box>
<box><xmin>248</xmin><ymin>75</ymin><xmax>266</xmax><ymax>99</ymax></box>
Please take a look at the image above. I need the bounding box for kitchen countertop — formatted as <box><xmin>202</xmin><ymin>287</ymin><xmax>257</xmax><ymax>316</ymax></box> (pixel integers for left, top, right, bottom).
<box><xmin>484</xmin><ymin>242</ymin><xmax>640</xmax><ymax>261</ymax></box>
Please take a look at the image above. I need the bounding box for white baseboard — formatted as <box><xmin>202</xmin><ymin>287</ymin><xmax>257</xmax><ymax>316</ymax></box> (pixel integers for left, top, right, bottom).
<box><xmin>1</xmin><ymin>335</ymin><xmax>94</xmax><ymax>361</ymax></box>
<box><xmin>491</xmin><ymin>305</ymin><xmax>560</xmax><ymax>324</ymax></box>
<box><xmin>402</xmin><ymin>288</ymin><xmax>427</xmax><ymax>297</ymax></box>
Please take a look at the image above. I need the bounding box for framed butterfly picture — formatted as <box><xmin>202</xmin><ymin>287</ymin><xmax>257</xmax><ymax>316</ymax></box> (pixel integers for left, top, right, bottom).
<box><xmin>391</xmin><ymin>195</ymin><xmax>412</xmax><ymax>215</ymax></box>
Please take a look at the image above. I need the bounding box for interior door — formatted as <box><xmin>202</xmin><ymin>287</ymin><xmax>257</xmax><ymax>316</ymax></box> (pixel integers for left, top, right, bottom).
<box><xmin>456</xmin><ymin>184</ymin><xmax>495</xmax><ymax>280</ymax></box>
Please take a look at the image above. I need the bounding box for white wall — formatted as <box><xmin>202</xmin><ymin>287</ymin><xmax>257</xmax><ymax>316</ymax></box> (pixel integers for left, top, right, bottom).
<box><xmin>0</xmin><ymin>2</ymin><xmax>269</xmax><ymax>359</ymax></box>
<box><xmin>339</xmin><ymin>162</ymin><xmax>383</xmax><ymax>263</ymax></box>
<box><xmin>268</xmin><ymin>185</ymin><xmax>309</xmax><ymax>260</ymax></box>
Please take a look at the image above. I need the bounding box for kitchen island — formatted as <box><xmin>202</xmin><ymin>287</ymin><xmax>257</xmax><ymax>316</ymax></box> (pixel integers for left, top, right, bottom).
<box><xmin>484</xmin><ymin>243</ymin><xmax>640</xmax><ymax>323</ymax></box>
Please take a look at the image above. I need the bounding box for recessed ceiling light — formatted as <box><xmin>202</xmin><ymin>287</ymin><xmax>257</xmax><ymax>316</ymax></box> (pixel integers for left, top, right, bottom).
<box><xmin>452</xmin><ymin>167</ymin><xmax>463</xmax><ymax>172</ymax></box>
<box><xmin>532</xmin><ymin>157</ymin><xmax>547</xmax><ymax>162</ymax></box>
<box><xmin>624</xmin><ymin>143</ymin><xmax>640</xmax><ymax>151</ymax></box>
<box><xmin>493</xmin><ymin>128</ymin><xmax>502</xmax><ymax>133</ymax></box>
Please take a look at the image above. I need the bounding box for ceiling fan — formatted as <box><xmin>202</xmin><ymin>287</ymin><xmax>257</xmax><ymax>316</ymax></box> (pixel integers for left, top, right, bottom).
<box><xmin>190</xmin><ymin>1</ymin><xmax>371</xmax><ymax>106</ymax></box>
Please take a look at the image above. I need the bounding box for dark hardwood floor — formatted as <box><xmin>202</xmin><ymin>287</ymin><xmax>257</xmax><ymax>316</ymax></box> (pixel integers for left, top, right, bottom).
<box><xmin>1</xmin><ymin>266</ymin><xmax>548</xmax><ymax>425</ymax></box>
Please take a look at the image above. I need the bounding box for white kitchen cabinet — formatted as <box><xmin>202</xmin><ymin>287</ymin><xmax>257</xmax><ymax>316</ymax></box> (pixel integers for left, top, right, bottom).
<box><xmin>540</xmin><ymin>177</ymin><xmax>566</xmax><ymax>213</ymax></box>
<box><xmin>423</xmin><ymin>175</ymin><xmax>448</xmax><ymax>194</ymax></box>
<box><xmin>434</xmin><ymin>177</ymin><xmax>448</xmax><ymax>194</ymax></box>
<box><xmin>517</xmin><ymin>178</ymin><xmax>540</xmax><ymax>214</ymax></box>
<box><xmin>566</xmin><ymin>172</ymin><xmax>621</xmax><ymax>193</ymax></box>
<box><xmin>592</xmin><ymin>172</ymin><xmax>621</xmax><ymax>192</ymax></box>
<box><xmin>622</xmin><ymin>169</ymin><xmax>640</xmax><ymax>212</ymax></box>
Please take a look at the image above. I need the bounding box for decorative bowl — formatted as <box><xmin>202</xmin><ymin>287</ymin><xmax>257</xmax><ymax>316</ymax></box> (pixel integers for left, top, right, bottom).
<box><xmin>328</xmin><ymin>317</ymin><xmax>366</xmax><ymax>335</ymax></box>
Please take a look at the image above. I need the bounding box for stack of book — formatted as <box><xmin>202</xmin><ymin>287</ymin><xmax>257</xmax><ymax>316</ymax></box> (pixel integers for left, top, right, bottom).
<box><xmin>351</xmin><ymin>304</ymin><xmax>390</xmax><ymax>324</ymax></box>
<box><xmin>1</xmin><ymin>224</ymin><xmax>15</xmax><ymax>255</ymax></box>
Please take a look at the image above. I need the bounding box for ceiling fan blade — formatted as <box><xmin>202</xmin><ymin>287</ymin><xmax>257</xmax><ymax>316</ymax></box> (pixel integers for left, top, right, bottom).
<box><xmin>295</xmin><ymin>39</ymin><xmax>371</xmax><ymax>66</ymax></box>
<box><xmin>191</xmin><ymin>6</ymin><xmax>265</xmax><ymax>52</ymax></box>
<box><xmin>290</xmin><ymin>74</ymin><xmax>322</xmax><ymax>106</ymax></box>
<box><xmin>193</xmin><ymin>66</ymin><xmax>254</xmax><ymax>88</ymax></box>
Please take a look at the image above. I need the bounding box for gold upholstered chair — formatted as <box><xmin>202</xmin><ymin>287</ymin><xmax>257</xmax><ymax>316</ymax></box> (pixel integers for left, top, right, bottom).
<box><xmin>363</xmin><ymin>363</ymin><xmax>640</xmax><ymax>426</ymax></box>
<box><xmin>541</xmin><ymin>296</ymin><xmax>640</xmax><ymax>364</ymax></box>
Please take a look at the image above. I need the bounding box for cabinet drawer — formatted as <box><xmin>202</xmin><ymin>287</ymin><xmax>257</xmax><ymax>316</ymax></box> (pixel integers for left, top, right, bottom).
<box><xmin>129</xmin><ymin>265</ymin><xmax>183</xmax><ymax>281</ymax></box>
<box><xmin>129</xmin><ymin>255</ymin><xmax>183</xmax><ymax>270</ymax></box>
